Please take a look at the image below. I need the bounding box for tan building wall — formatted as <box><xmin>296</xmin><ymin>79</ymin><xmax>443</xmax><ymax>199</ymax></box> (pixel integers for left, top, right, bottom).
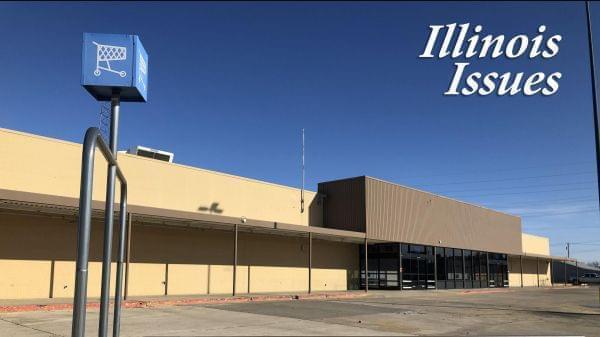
<box><xmin>0</xmin><ymin>128</ymin><xmax>322</xmax><ymax>227</ymax></box>
<box><xmin>508</xmin><ymin>233</ymin><xmax>552</xmax><ymax>287</ymax></box>
<box><xmin>521</xmin><ymin>233</ymin><xmax>550</xmax><ymax>255</ymax></box>
<box><xmin>0</xmin><ymin>212</ymin><xmax>359</xmax><ymax>300</ymax></box>
<box><xmin>509</xmin><ymin>256</ymin><xmax>551</xmax><ymax>287</ymax></box>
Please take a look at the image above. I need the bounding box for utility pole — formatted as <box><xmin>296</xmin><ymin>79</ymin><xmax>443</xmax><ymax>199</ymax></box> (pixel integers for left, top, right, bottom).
<box><xmin>566</xmin><ymin>242</ymin><xmax>570</xmax><ymax>259</ymax></box>
<box><xmin>585</xmin><ymin>1</ymin><xmax>600</xmax><ymax>212</ymax></box>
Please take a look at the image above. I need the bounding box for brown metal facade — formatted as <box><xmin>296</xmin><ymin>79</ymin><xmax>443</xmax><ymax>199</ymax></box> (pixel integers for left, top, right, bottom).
<box><xmin>319</xmin><ymin>177</ymin><xmax>523</xmax><ymax>255</ymax></box>
<box><xmin>318</xmin><ymin>177</ymin><xmax>366</xmax><ymax>233</ymax></box>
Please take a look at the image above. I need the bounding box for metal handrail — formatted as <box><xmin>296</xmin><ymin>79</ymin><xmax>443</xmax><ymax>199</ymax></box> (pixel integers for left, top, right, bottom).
<box><xmin>71</xmin><ymin>127</ymin><xmax>128</xmax><ymax>337</ymax></box>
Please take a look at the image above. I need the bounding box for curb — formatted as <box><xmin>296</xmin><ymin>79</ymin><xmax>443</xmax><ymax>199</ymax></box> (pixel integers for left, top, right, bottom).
<box><xmin>0</xmin><ymin>292</ymin><xmax>368</xmax><ymax>313</ymax></box>
<box><xmin>460</xmin><ymin>289</ymin><xmax>512</xmax><ymax>295</ymax></box>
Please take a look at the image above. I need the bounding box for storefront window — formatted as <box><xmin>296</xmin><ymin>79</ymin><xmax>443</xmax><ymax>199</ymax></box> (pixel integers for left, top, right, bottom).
<box><xmin>473</xmin><ymin>251</ymin><xmax>482</xmax><ymax>288</ymax></box>
<box><xmin>445</xmin><ymin>247</ymin><xmax>455</xmax><ymax>289</ymax></box>
<box><xmin>464</xmin><ymin>250</ymin><xmax>472</xmax><ymax>288</ymax></box>
<box><xmin>454</xmin><ymin>248</ymin><xmax>463</xmax><ymax>288</ymax></box>
<box><xmin>480</xmin><ymin>251</ymin><xmax>488</xmax><ymax>286</ymax></box>
<box><xmin>362</xmin><ymin>244</ymin><xmax>501</xmax><ymax>291</ymax></box>
<box><xmin>436</xmin><ymin>247</ymin><xmax>446</xmax><ymax>289</ymax></box>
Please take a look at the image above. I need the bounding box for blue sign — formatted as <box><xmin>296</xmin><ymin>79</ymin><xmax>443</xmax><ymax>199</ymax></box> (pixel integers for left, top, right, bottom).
<box><xmin>133</xmin><ymin>36</ymin><xmax>148</xmax><ymax>102</ymax></box>
<box><xmin>82</xmin><ymin>33</ymin><xmax>148</xmax><ymax>102</ymax></box>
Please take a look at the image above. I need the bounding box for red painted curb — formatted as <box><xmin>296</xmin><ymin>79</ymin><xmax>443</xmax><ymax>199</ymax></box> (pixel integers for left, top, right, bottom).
<box><xmin>0</xmin><ymin>292</ymin><xmax>368</xmax><ymax>313</ymax></box>
<box><xmin>460</xmin><ymin>289</ymin><xmax>512</xmax><ymax>295</ymax></box>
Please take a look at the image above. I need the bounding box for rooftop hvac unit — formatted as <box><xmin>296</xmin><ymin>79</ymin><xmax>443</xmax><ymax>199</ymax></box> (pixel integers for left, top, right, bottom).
<box><xmin>127</xmin><ymin>146</ymin><xmax>174</xmax><ymax>163</ymax></box>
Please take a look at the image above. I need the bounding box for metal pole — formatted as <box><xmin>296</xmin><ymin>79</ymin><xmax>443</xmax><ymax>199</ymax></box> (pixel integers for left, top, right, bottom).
<box><xmin>113</xmin><ymin>196</ymin><xmax>127</xmax><ymax>337</ymax></box>
<box><xmin>72</xmin><ymin>131</ymin><xmax>98</xmax><ymax>337</ymax></box>
<box><xmin>124</xmin><ymin>213</ymin><xmax>132</xmax><ymax>300</ymax></box>
<box><xmin>399</xmin><ymin>244</ymin><xmax>403</xmax><ymax>291</ymax></box>
<box><xmin>164</xmin><ymin>264</ymin><xmax>169</xmax><ymax>295</ymax></box>
<box><xmin>308</xmin><ymin>232</ymin><xmax>312</xmax><ymax>294</ymax></box>
<box><xmin>49</xmin><ymin>260</ymin><xmax>55</xmax><ymax>298</ymax></box>
<box><xmin>564</xmin><ymin>260</ymin><xmax>567</xmax><ymax>286</ymax></box>
<box><xmin>586</xmin><ymin>0</ymin><xmax>600</xmax><ymax>212</ymax></box>
<box><xmin>233</xmin><ymin>224</ymin><xmax>238</xmax><ymax>296</ymax></box>
<box><xmin>550</xmin><ymin>259</ymin><xmax>553</xmax><ymax>287</ymax></box>
<box><xmin>486</xmin><ymin>253</ymin><xmax>490</xmax><ymax>288</ymax></box>
<box><xmin>433</xmin><ymin>247</ymin><xmax>438</xmax><ymax>290</ymax></box>
<box><xmin>576</xmin><ymin>260</ymin><xmax>579</xmax><ymax>285</ymax></box>
<box><xmin>520</xmin><ymin>256</ymin><xmax>523</xmax><ymax>288</ymax></box>
<box><xmin>364</xmin><ymin>238</ymin><xmax>368</xmax><ymax>292</ymax></box>
<box><xmin>537</xmin><ymin>257</ymin><xmax>540</xmax><ymax>288</ymax></box>
<box><xmin>71</xmin><ymin>128</ymin><xmax>127</xmax><ymax>337</ymax></box>
<box><xmin>99</xmin><ymin>93</ymin><xmax>120</xmax><ymax>337</ymax></box>
<box><xmin>462</xmin><ymin>250</ymin><xmax>466</xmax><ymax>289</ymax></box>
<box><xmin>416</xmin><ymin>255</ymin><xmax>420</xmax><ymax>289</ymax></box>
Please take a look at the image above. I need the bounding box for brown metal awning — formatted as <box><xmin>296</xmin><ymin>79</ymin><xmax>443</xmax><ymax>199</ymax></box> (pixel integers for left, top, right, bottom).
<box><xmin>0</xmin><ymin>188</ymin><xmax>366</xmax><ymax>243</ymax></box>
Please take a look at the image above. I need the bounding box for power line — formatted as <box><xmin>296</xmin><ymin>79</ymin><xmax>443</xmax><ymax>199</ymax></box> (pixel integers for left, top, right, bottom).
<box><xmin>499</xmin><ymin>203</ymin><xmax>598</xmax><ymax>215</ymax></box>
<box><xmin>571</xmin><ymin>240</ymin><xmax>600</xmax><ymax>245</ymax></box>
<box><xmin>416</xmin><ymin>171</ymin><xmax>595</xmax><ymax>187</ymax></box>
<box><xmin>525</xmin><ymin>224</ymin><xmax>600</xmax><ymax>231</ymax></box>
<box><xmin>510</xmin><ymin>205</ymin><xmax>599</xmax><ymax>216</ymax></box>
<box><xmin>436</xmin><ymin>181</ymin><xmax>594</xmax><ymax>194</ymax></box>
<box><xmin>403</xmin><ymin>161</ymin><xmax>594</xmax><ymax>181</ymax></box>
<box><xmin>449</xmin><ymin>187</ymin><xmax>594</xmax><ymax>199</ymax></box>
<box><xmin>524</xmin><ymin>222</ymin><xmax>600</xmax><ymax>230</ymax></box>
<box><xmin>520</xmin><ymin>208</ymin><xmax>599</xmax><ymax>218</ymax></box>
<box><xmin>551</xmin><ymin>240</ymin><xmax>600</xmax><ymax>246</ymax></box>
<box><xmin>569</xmin><ymin>248</ymin><xmax>600</xmax><ymax>254</ymax></box>
<box><xmin>489</xmin><ymin>196</ymin><xmax>597</xmax><ymax>208</ymax></box>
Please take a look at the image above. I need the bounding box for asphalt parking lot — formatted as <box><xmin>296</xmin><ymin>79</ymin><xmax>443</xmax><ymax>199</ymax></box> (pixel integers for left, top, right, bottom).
<box><xmin>1</xmin><ymin>287</ymin><xmax>599</xmax><ymax>336</ymax></box>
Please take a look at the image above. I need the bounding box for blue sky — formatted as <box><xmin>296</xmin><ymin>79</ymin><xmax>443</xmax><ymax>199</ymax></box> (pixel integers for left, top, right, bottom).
<box><xmin>1</xmin><ymin>1</ymin><xmax>599</xmax><ymax>262</ymax></box>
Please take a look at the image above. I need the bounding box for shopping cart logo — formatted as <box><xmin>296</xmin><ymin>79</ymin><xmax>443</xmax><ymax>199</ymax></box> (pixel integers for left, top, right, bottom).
<box><xmin>82</xmin><ymin>33</ymin><xmax>148</xmax><ymax>102</ymax></box>
<box><xmin>92</xmin><ymin>41</ymin><xmax>127</xmax><ymax>78</ymax></box>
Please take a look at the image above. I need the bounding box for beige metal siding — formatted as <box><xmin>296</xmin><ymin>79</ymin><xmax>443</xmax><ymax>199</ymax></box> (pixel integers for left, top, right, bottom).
<box><xmin>365</xmin><ymin>177</ymin><xmax>522</xmax><ymax>254</ymax></box>
<box><xmin>0</xmin><ymin>128</ymin><xmax>321</xmax><ymax>228</ymax></box>
<box><xmin>508</xmin><ymin>256</ymin><xmax>552</xmax><ymax>287</ymax></box>
<box><xmin>318</xmin><ymin>177</ymin><xmax>365</xmax><ymax>233</ymax></box>
<box><xmin>0</xmin><ymin>211</ymin><xmax>360</xmax><ymax>299</ymax></box>
<box><xmin>521</xmin><ymin>233</ymin><xmax>550</xmax><ymax>255</ymax></box>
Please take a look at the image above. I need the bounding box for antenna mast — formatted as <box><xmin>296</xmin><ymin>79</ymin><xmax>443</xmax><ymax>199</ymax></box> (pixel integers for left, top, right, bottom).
<box><xmin>301</xmin><ymin>128</ymin><xmax>305</xmax><ymax>213</ymax></box>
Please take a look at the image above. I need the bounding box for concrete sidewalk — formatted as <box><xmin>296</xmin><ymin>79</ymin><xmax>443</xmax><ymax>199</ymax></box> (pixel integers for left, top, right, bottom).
<box><xmin>2</xmin><ymin>287</ymin><xmax>599</xmax><ymax>336</ymax></box>
<box><xmin>0</xmin><ymin>291</ymin><xmax>369</xmax><ymax>313</ymax></box>
<box><xmin>2</xmin><ymin>286</ymin><xmax>582</xmax><ymax>313</ymax></box>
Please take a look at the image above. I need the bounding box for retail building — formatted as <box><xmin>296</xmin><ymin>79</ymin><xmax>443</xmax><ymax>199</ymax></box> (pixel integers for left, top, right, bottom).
<box><xmin>0</xmin><ymin>128</ymin><xmax>572</xmax><ymax>300</ymax></box>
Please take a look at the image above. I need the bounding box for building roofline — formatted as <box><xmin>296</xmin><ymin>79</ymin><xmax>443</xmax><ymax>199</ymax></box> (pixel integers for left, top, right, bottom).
<box><xmin>317</xmin><ymin>176</ymin><xmax>366</xmax><ymax>186</ymax></box>
<box><xmin>363</xmin><ymin>176</ymin><xmax>520</xmax><ymax>220</ymax></box>
<box><xmin>319</xmin><ymin>175</ymin><xmax>520</xmax><ymax>220</ymax></box>
<box><xmin>0</xmin><ymin>127</ymin><xmax>317</xmax><ymax>195</ymax></box>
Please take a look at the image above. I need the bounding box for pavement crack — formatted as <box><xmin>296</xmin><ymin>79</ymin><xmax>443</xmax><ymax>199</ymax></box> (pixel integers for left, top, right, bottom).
<box><xmin>0</xmin><ymin>316</ymin><xmax>63</xmax><ymax>336</ymax></box>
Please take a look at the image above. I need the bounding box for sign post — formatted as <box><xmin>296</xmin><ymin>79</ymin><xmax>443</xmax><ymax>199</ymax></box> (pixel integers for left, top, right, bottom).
<box><xmin>73</xmin><ymin>32</ymin><xmax>148</xmax><ymax>337</ymax></box>
<box><xmin>585</xmin><ymin>1</ymin><xmax>600</xmax><ymax>228</ymax></box>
